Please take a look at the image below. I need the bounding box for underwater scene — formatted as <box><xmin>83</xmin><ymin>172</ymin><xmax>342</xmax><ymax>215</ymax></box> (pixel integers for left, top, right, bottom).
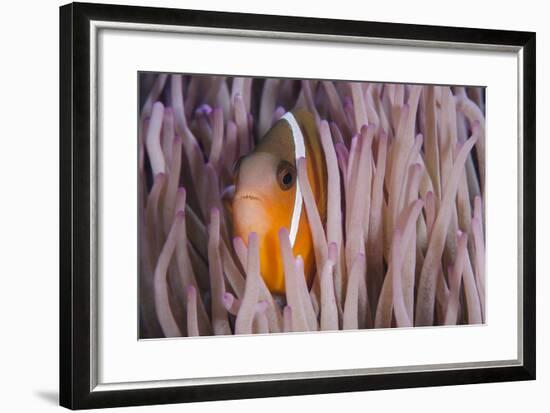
<box><xmin>138</xmin><ymin>73</ymin><xmax>485</xmax><ymax>338</ymax></box>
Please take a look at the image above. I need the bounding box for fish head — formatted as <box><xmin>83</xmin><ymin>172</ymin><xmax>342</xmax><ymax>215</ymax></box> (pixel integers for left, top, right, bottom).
<box><xmin>232</xmin><ymin>152</ymin><xmax>297</xmax><ymax>242</ymax></box>
<box><xmin>232</xmin><ymin>119</ymin><xmax>299</xmax><ymax>293</ymax></box>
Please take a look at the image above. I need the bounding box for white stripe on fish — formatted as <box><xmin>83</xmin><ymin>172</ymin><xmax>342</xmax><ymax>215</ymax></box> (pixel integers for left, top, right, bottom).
<box><xmin>282</xmin><ymin>111</ymin><xmax>305</xmax><ymax>247</ymax></box>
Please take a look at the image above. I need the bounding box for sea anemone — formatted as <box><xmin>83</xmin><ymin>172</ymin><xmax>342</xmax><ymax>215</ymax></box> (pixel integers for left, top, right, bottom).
<box><xmin>138</xmin><ymin>73</ymin><xmax>485</xmax><ymax>338</ymax></box>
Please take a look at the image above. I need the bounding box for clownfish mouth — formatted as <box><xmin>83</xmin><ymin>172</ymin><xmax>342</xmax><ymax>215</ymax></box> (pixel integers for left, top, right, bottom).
<box><xmin>235</xmin><ymin>192</ymin><xmax>263</xmax><ymax>203</ymax></box>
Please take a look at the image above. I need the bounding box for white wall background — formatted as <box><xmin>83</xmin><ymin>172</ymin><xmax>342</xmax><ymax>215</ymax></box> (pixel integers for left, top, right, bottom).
<box><xmin>0</xmin><ymin>0</ymin><xmax>545</xmax><ymax>411</ymax></box>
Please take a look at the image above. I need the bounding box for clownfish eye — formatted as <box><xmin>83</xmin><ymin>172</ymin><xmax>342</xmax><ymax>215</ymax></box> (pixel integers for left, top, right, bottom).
<box><xmin>277</xmin><ymin>161</ymin><xmax>296</xmax><ymax>191</ymax></box>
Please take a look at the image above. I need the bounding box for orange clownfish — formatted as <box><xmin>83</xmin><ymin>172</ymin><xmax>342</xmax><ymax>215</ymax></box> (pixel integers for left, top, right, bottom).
<box><xmin>232</xmin><ymin>109</ymin><xmax>327</xmax><ymax>294</ymax></box>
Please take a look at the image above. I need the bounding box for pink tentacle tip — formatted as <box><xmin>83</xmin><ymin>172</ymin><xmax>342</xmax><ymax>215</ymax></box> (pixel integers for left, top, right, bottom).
<box><xmin>196</xmin><ymin>104</ymin><xmax>212</xmax><ymax>116</ymax></box>
<box><xmin>177</xmin><ymin>187</ymin><xmax>186</xmax><ymax>194</ymax></box>
<box><xmin>164</xmin><ymin>107</ymin><xmax>173</xmax><ymax>115</ymax></box>
<box><xmin>278</xmin><ymin>227</ymin><xmax>290</xmax><ymax>240</ymax></box>
<box><xmin>294</xmin><ymin>256</ymin><xmax>305</xmax><ymax>275</ymax></box>
<box><xmin>256</xmin><ymin>301</ymin><xmax>268</xmax><ymax>313</ymax></box>
<box><xmin>273</xmin><ymin>106</ymin><xmax>286</xmax><ymax>120</ymax></box>
<box><xmin>232</xmin><ymin>236</ymin><xmax>245</xmax><ymax>251</ymax></box>
<box><xmin>176</xmin><ymin>210</ymin><xmax>185</xmax><ymax>220</ymax></box>
<box><xmin>210</xmin><ymin>207</ymin><xmax>220</xmax><ymax>218</ymax></box>
<box><xmin>186</xmin><ymin>285</ymin><xmax>196</xmax><ymax>297</ymax></box>
<box><xmin>248</xmin><ymin>231</ymin><xmax>258</xmax><ymax>244</ymax></box>
<box><xmin>154</xmin><ymin>172</ymin><xmax>166</xmax><ymax>181</ymax></box>
<box><xmin>222</xmin><ymin>292</ymin><xmax>234</xmax><ymax>307</ymax></box>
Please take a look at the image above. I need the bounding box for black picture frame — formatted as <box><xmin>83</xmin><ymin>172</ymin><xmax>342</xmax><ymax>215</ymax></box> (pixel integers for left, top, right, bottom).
<box><xmin>60</xmin><ymin>2</ymin><xmax>536</xmax><ymax>409</ymax></box>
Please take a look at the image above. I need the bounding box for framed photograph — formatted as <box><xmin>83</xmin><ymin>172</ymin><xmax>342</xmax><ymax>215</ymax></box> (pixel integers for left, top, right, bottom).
<box><xmin>59</xmin><ymin>2</ymin><xmax>536</xmax><ymax>409</ymax></box>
